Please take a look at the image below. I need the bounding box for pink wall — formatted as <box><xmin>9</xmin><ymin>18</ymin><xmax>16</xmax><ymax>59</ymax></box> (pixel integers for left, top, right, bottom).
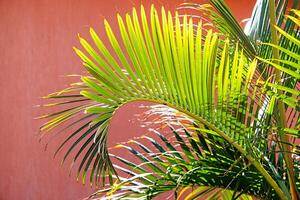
<box><xmin>0</xmin><ymin>0</ymin><xmax>255</xmax><ymax>199</ymax></box>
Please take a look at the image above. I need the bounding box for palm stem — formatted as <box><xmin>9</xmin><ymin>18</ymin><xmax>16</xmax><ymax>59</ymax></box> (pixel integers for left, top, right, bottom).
<box><xmin>124</xmin><ymin>98</ymin><xmax>288</xmax><ymax>200</ymax></box>
<box><xmin>268</xmin><ymin>1</ymin><xmax>298</xmax><ymax>199</ymax></box>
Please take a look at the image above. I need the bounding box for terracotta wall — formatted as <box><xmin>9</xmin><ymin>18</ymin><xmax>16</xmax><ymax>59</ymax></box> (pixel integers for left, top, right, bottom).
<box><xmin>0</xmin><ymin>0</ymin><xmax>255</xmax><ymax>199</ymax></box>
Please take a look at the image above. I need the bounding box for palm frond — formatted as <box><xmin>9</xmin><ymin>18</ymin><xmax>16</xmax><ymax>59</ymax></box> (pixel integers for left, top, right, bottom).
<box><xmin>39</xmin><ymin>3</ymin><xmax>300</xmax><ymax>200</ymax></box>
<box><xmin>87</xmin><ymin>114</ymin><xmax>298</xmax><ymax>199</ymax></box>
<box><xmin>258</xmin><ymin>8</ymin><xmax>300</xmax><ymax>148</ymax></box>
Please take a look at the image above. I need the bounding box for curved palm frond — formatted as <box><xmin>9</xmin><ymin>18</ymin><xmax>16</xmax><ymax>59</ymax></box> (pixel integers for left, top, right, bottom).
<box><xmin>87</xmin><ymin>107</ymin><xmax>298</xmax><ymax>199</ymax></box>
<box><xmin>43</xmin><ymin>4</ymin><xmax>259</xmax><ymax>183</ymax></box>
<box><xmin>39</xmin><ymin>2</ymin><xmax>300</xmax><ymax>200</ymax></box>
<box><xmin>89</xmin><ymin>124</ymin><xmax>260</xmax><ymax>199</ymax></box>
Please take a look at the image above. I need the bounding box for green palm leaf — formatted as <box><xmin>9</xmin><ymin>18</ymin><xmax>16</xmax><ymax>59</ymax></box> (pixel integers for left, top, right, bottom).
<box><xmin>88</xmin><ymin>120</ymin><xmax>288</xmax><ymax>199</ymax></box>
<box><xmin>39</xmin><ymin>2</ymin><xmax>300</xmax><ymax>200</ymax></box>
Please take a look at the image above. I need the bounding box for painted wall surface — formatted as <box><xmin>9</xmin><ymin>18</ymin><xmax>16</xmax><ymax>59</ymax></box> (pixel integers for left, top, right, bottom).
<box><xmin>0</xmin><ymin>0</ymin><xmax>255</xmax><ymax>199</ymax></box>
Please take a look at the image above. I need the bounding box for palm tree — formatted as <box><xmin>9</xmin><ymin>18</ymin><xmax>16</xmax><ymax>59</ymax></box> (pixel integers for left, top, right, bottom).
<box><xmin>39</xmin><ymin>0</ymin><xmax>300</xmax><ymax>199</ymax></box>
